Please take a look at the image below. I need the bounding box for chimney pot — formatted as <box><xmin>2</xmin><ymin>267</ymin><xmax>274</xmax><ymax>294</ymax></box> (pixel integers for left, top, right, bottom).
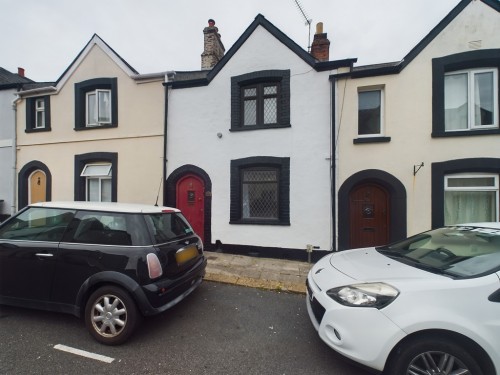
<box><xmin>17</xmin><ymin>67</ymin><xmax>25</xmax><ymax>77</ymax></box>
<box><xmin>316</xmin><ymin>22</ymin><xmax>323</xmax><ymax>34</ymax></box>
<box><xmin>310</xmin><ymin>22</ymin><xmax>330</xmax><ymax>62</ymax></box>
<box><xmin>201</xmin><ymin>18</ymin><xmax>225</xmax><ymax>70</ymax></box>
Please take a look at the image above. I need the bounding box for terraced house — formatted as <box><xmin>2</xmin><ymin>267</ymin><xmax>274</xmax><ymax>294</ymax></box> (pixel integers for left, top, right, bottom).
<box><xmin>14</xmin><ymin>36</ymin><xmax>166</xmax><ymax>211</ymax></box>
<box><xmin>333</xmin><ymin>0</ymin><xmax>500</xmax><ymax>250</ymax></box>
<box><xmin>11</xmin><ymin>0</ymin><xmax>500</xmax><ymax>260</ymax></box>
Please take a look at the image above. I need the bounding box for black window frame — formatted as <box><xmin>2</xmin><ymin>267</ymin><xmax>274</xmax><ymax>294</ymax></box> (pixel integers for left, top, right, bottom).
<box><xmin>230</xmin><ymin>156</ymin><xmax>290</xmax><ymax>225</ymax></box>
<box><xmin>432</xmin><ymin>49</ymin><xmax>500</xmax><ymax>138</ymax></box>
<box><xmin>74</xmin><ymin>152</ymin><xmax>118</xmax><ymax>202</ymax></box>
<box><xmin>231</xmin><ymin>70</ymin><xmax>290</xmax><ymax>131</ymax></box>
<box><xmin>25</xmin><ymin>96</ymin><xmax>51</xmax><ymax>132</ymax></box>
<box><xmin>75</xmin><ymin>78</ymin><xmax>118</xmax><ymax>130</ymax></box>
<box><xmin>431</xmin><ymin>158</ymin><xmax>500</xmax><ymax>228</ymax></box>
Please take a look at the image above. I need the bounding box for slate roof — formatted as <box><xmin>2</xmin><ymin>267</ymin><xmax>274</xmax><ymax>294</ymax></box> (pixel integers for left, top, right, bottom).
<box><xmin>0</xmin><ymin>67</ymin><xmax>33</xmax><ymax>90</ymax></box>
<box><xmin>335</xmin><ymin>0</ymin><xmax>500</xmax><ymax>79</ymax></box>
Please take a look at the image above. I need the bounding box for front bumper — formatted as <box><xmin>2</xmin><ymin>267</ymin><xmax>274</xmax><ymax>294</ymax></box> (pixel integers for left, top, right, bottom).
<box><xmin>306</xmin><ymin>274</ymin><xmax>406</xmax><ymax>372</ymax></box>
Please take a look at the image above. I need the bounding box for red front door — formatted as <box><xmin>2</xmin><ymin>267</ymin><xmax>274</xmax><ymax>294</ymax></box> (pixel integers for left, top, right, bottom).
<box><xmin>176</xmin><ymin>175</ymin><xmax>205</xmax><ymax>242</ymax></box>
<box><xmin>349</xmin><ymin>183</ymin><xmax>390</xmax><ymax>248</ymax></box>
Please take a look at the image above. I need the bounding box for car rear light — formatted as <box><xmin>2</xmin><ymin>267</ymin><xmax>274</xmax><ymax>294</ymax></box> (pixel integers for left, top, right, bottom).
<box><xmin>147</xmin><ymin>253</ymin><xmax>163</xmax><ymax>279</ymax></box>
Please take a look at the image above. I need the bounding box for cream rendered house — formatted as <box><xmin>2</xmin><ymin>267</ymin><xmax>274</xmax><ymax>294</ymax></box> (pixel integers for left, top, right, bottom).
<box><xmin>15</xmin><ymin>35</ymin><xmax>166</xmax><ymax>209</ymax></box>
<box><xmin>333</xmin><ymin>0</ymin><xmax>500</xmax><ymax>250</ymax></box>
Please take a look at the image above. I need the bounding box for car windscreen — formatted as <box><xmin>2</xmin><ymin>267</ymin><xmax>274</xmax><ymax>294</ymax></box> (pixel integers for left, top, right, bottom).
<box><xmin>377</xmin><ymin>226</ymin><xmax>500</xmax><ymax>278</ymax></box>
<box><xmin>144</xmin><ymin>212</ymin><xmax>194</xmax><ymax>245</ymax></box>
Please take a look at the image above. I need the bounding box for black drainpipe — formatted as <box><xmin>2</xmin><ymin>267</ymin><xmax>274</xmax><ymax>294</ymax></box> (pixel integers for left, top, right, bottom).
<box><xmin>329</xmin><ymin>75</ymin><xmax>336</xmax><ymax>252</ymax></box>
<box><xmin>162</xmin><ymin>76</ymin><xmax>173</xmax><ymax>206</ymax></box>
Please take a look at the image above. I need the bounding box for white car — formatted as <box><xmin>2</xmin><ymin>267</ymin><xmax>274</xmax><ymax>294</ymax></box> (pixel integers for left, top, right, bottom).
<box><xmin>306</xmin><ymin>223</ymin><xmax>500</xmax><ymax>375</ymax></box>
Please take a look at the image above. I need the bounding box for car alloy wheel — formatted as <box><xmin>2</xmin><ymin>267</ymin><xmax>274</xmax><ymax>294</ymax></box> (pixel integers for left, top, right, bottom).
<box><xmin>85</xmin><ymin>286</ymin><xmax>138</xmax><ymax>345</ymax></box>
<box><xmin>407</xmin><ymin>351</ymin><xmax>470</xmax><ymax>374</ymax></box>
<box><xmin>388</xmin><ymin>337</ymin><xmax>483</xmax><ymax>375</ymax></box>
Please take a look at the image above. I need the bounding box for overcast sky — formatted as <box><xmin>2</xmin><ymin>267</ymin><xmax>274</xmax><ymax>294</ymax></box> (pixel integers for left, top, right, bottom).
<box><xmin>2</xmin><ymin>0</ymin><xmax>461</xmax><ymax>82</ymax></box>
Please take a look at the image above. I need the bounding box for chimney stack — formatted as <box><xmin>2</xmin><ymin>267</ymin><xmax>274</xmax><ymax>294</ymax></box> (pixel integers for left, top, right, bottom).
<box><xmin>17</xmin><ymin>67</ymin><xmax>25</xmax><ymax>77</ymax></box>
<box><xmin>310</xmin><ymin>22</ymin><xmax>330</xmax><ymax>62</ymax></box>
<box><xmin>201</xmin><ymin>19</ymin><xmax>225</xmax><ymax>70</ymax></box>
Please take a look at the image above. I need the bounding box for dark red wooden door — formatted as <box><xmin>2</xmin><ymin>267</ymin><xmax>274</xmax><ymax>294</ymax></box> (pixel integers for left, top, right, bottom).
<box><xmin>349</xmin><ymin>183</ymin><xmax>390</xmax><ymax>248</ymax></box>
<box><xmin>176</xmin><ymin>175</ymin><xmax>205</xmax><ymax>242</ymax></box>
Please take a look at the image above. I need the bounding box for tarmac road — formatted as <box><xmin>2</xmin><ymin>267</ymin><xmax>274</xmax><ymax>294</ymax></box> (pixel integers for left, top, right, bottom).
<box><xmin>0</xmin><ymin>281</ymin><xmax>371</xmax><ymax>375</ymax></box>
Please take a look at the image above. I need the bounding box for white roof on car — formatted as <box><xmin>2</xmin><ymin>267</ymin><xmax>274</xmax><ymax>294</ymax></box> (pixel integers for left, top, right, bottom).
<box><xmin>455</xmin><ymin>222</ymin><xmax>500</xmax><ymax>229</ymax></box>
<box><xmin>29</xmin><ymin>201</ymin><xmax>181</xmax><ymax>214</ymax></box>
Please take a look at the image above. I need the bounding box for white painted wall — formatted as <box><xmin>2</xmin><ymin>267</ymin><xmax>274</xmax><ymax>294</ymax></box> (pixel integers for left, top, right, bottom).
<box><xmin>167</xmin><ymin>26</ymin><xmax>336</xmax><ymax>251</ymax></box>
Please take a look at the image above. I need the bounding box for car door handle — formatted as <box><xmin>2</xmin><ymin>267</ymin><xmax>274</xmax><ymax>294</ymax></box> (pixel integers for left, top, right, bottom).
<box><xmin>35</xmin><ymin>253</ymin><xmax>54</xmax><ymax>258</ymax></box>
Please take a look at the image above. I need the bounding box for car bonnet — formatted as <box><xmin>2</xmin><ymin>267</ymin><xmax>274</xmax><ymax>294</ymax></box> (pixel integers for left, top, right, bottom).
<box><xmin>326</xmin><ymin>247</ymin><xmax>443</xmax><ymax>282</ymax></box>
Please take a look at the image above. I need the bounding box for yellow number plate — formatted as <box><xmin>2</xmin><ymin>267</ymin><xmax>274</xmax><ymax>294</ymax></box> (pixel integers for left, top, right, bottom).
<box><xmin>175</xmin><ymin>246</ymin><xmax>198</xmax><ymax>264</ymax></box>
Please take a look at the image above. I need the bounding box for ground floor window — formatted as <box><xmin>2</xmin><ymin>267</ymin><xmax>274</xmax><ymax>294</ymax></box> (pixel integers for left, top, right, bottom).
<box><xmin>230</xmin><ymin>156</ymin><xmax>290</xmax><ymax>225</ymax></box>
<box><xmin>444</xmin><ymin>173</ymin><xmax>498</xmax><ymax>225</ymax></box>
<box><xmin>242</xmin><ymin>168</ymin><xmax>279</xmax><ymax>219</ymax></box>
<box><xmin>81</xmin><ymin>163</ymin><xmax>112</xmax><ymax>202</ymax></box>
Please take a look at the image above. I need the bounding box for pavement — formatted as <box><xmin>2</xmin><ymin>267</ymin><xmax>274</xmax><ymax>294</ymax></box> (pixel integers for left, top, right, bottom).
<box><xmin>203</xmin><ymin>250</ymin><xmax>313</xmax><ymax>294</ymax></box>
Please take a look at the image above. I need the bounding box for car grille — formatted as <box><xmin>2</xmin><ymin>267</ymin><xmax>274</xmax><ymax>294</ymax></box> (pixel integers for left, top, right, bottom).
<box><xmin>307</xmin><ymin>279</ymin><xmax>326</xmax><ymax>324</ymax></box>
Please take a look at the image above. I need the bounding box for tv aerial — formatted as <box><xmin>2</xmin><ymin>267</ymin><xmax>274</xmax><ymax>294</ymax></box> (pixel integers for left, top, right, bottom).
<box><xmin>293</xmin><ymin>0</ymin><xmax>312</xmax><ymax>52</ymax></box>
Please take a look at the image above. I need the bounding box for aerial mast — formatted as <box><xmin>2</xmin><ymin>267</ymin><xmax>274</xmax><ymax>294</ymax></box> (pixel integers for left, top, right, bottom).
<box><xmin>293</xmin><ymin>0</ymin><xmax>313</xmax><ymax>52</ymax></box>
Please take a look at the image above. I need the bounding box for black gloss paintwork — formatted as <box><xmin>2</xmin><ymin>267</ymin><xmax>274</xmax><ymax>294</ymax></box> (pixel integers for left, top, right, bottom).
<box><xmin>0</xmin><ymin>207</ymin><xmax>206</xmax><ymax>319</ymax></box>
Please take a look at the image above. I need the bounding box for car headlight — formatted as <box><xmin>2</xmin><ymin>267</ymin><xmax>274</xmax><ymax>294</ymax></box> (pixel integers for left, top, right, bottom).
<box><xmin>326</xmin><ymin>282</ymin><xmax>399</xmax><ymax>309</ymax></box>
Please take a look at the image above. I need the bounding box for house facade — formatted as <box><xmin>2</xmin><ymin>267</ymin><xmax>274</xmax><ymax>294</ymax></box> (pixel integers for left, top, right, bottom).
<box><xmin>10</xmin><ymin>0</ymin><xmax>499</xmax><ymax>260</ymax></box>
<box><xmin>333</xmin><ymin>0</ymin><xmax>500</xmax><ymax>250</ymax></box>
<box><xmin>163</xmin><ymin>16</ymin><xmax>354</xmax><ymax>258</ymax></box>
<box><xmin>15</xmin><ymin>35</ymin><xmax>166</xmax><ymax>211</ymax></box>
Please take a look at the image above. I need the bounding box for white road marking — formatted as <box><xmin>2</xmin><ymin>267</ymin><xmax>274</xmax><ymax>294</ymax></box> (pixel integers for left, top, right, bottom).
<box><xmin>54</xmin><ymin>344</ymin><xmax>115</xmax><ymax>363</ymax></box>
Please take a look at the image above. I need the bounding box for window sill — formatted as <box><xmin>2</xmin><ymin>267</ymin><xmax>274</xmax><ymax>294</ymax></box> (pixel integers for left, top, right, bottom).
<box><xmin>432</xmin><ymin>128</ymin><xmax>500</xmax><ymax>138</ymax></box>
<box><xmin>353</xmin><ymin>136</ymin><xmax>391</xmax><ymax>144</ymax></box>
<box><xmin>25</xmin><ymin>127</ymin><xmax>51</xmax><ymax>133</ymax></box>
<box><xmin>230</xmin><ymin>124</ymin><xmax>291</xmax><ymax>132</ymax></box>
<box><xmin>74</xmin><ymin>124</ymin><xmax>118</xmax><ymax>131</ymax></box>
<box><xmin>230</xmin><ymin>219</ymin><xmax>290</xmax><ymax>226</ymax></box>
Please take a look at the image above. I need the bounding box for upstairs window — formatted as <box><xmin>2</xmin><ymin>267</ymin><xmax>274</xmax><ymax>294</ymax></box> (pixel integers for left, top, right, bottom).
<box><xmin>75</xmin><ymin>78</ymin><xmax>118</xmax><ymax>130</ymax></box>
<box><xmin>25</xmin><ymin>96</ymin><xmax>51</xmax><ymax>132</ymax></box>
<box><xmin>242</xmin><ymin>83</ymin><xmax>279</xmax><ymax>126</ymax></box>
<box><xmin>35</xmin><ymin>99</ymin><xmax>46</xmax><ymax>128</ymax></box>
<box><xmin>231</xmin><ymin>70</ymin><xmax>290</xmax><ymax>131</ymax></box>
<box><xmin>445</xmin><ymin>68</ymin><xmax>498</xmax><ymax>131</ymax></box>
<box><xmin>86</xmin><ymin>89</ymin><xmax>112</xmax><ymax>126</ymax></box>
<box><xmin>358</xmin><ymin>89</ymin><xmax>383</xmax><ymax>136</ymax></box>
<box><xmin>432</xmin><ymin>49</ymin><xmax>500</xmax><ymax>137</ymax></box>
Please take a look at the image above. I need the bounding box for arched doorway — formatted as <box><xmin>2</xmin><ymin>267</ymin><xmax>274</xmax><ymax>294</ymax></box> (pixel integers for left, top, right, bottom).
<box><xmin>29</xmin><ymin>170</ymin><xmax>47</xmax><ymax>204</ymax></box>
<box><xmin>349</xmin><ymin>183</ymin><xmax>389</xmax><ymax>248</ymax></box>
<box><xmin>18</xmin><ymin>161</ymin><xmax>52</xmax><ymax>209</ymax></box>
<box><xmin>338</xmin><ymin>170</ymin><xmax>407</xmax><ymax>251</ymax></box>
<box><xmin>176</xmin><ymin>174</ymin><xmax>205</xmax><ymax>242</ymax></box>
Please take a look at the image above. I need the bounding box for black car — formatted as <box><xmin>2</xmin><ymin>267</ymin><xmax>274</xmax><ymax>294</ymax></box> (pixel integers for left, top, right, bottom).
<box><xmin>0</xmin><ymin>201</ymin><xmax>207</xmax><ymax>345</ymax></box>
